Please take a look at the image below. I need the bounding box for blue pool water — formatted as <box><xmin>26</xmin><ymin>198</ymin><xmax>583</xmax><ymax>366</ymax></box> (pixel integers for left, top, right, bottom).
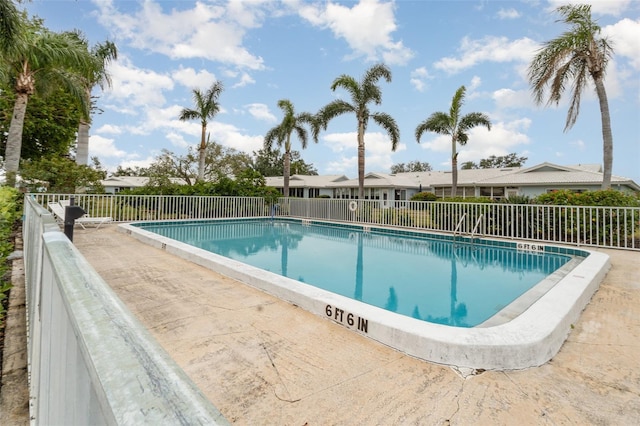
<box><xmin>135</xmin><ymin>219</ymin><xmax>574</xmax><ymax>328</ymax></box>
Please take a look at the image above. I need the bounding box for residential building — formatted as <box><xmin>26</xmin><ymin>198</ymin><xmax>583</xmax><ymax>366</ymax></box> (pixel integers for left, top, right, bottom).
<box><xmin>264</xmin><ymin>174</ymin><xmax>350</xmax><ymax>198</ymax></box>
<box><xmin>265</xmin><ymin>163</ymin><xmax>640</xmax><ymax>206</ymax></box>
<box><xmin>101</xmin><ymin>176</ymin><xmax>186</xmax><ymax>194</ymax></box>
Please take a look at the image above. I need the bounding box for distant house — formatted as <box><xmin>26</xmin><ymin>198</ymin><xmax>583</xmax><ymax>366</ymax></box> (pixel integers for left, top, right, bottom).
<box><xmin>264</xmin><ymin>174</ymin><xmax>350</xmax><ymax>198</ymax></box>
<box><xmin>264</xmin><ymin>163</ymin><xmax>640</xmax><ymax>206</ymax></box>
<box><xmin>406</xmin><ymin>163</ymin><xmax>640</xmax><ymax>200</ymax></box>
<box><xmin>101</xmin><ymin>176</ymin><xmax>186</xmax><ymax>194</ymax></box>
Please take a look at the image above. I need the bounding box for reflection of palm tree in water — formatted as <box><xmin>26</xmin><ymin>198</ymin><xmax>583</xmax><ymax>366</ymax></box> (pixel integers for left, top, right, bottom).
<box><xmin>449</xmin><ymin>255</ymin><xmax>467</xmax><ymax>325</ymax></box>
<box><xmin>415</xmin><ymin>249</ymin><xmax>468</xmax><ymax>326</ymax></box>
<box><xmin>281</xmin><ymin>240</ymin><xmax>288</xmax><ymax>277</ymax></box>
<box><xmin>355</xmin><ymin>233</ymin><xmax>363</xmax><ymax>300</ymax></box>
<box><xmin>385</xmin><ymin>287</ymin><xmax>398</xmax><ymax>312</ymax></box>
<box><xmin>269</xmin><ymin>224</ymin><xmax>303</xmax><ymax>277</ymax></box>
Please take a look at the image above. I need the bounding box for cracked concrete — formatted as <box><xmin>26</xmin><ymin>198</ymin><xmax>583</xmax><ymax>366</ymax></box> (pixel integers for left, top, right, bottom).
<box><xmin>61</xmin><ymin>226</ymin><xmax>640</xmax><ymax>424</ymax></box>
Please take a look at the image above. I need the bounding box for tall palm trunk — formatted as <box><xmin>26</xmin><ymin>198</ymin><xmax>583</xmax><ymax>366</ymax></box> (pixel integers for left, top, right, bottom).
<box><xmin>197</xmin><ymin>126</ymin><xmax>206</xmax><ymax>181</ymax></box>
<box><xmin>357</xmin><ymin>119</ymin><xmax>366</xmax><ymax>199</ymax></box>
<box><xmin>594</xmin><ymin>77</ymin><xmax>613</xmax><ymax>189</ymax></box>
<box><xmin>76</xmin><ymin>120</ymin><xmax>90</xmax><ymax>165</ymax></box>
<box><xmin>451</xmin><ymin>136</ymin><xmax>459</xmax><ymax>197</ymax></box>
<box><xmin>450</xmin><ymin>257</ymin><xmax>458</xmax><ymax>325</ymax></box>
<box><xmin>76</xmin><ymin>87</ymin><xmax>92</xmax><ymax>165</ymax></box>
<box><xmin>4</xmin><ymin>92</ymin><xmax>29</xmax><ymax>186</ymax></box>
<box><xmin>283</xmin><ymin>149</ymin><xmax>291</xmax><ymax>197</ymax></box>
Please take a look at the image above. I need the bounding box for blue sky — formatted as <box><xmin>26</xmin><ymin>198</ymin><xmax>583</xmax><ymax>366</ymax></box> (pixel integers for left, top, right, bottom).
<box><xmin>22</xmin><ymin>0</ymin><xmax>640</xmax><ymax>183</ymax></box>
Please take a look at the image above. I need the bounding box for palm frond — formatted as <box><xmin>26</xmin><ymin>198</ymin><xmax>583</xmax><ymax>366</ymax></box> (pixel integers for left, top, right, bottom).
<box><xmin>318</xmin><ymin>99</ymin><xmax>354</xmax><ymax>129</ymax></box>
<box><xmin>372</xmin><ymin>112</ymin><xmax>400</xmax><ymax>151</ymax></box>
<box><xmin>178</xmin><ymin>108</ymin><xmax>201</xmax><ymax>121</ymax></box>
<box><xmin>330</xmin><ymin>74</ymin><xmax>359</xmax><ymax>100</ymax></box>
<box><xmin>459</xmin><ymin>112</ymin><xmax>491</xmax><ymax>133</ymax></box>
<box><xmin>449</xmin><ymin>86</ymin><xmax>466</xmax><ymax>122</ymax></box>
<box><xmin>415</xmin><ymin>111</ymin><xmax>452</xmax><ymax>142</ymax></box>
<box><xmin>293</xmin><ymin>125</ymin><xmax>309</xmax><ymax>150</ymax></box>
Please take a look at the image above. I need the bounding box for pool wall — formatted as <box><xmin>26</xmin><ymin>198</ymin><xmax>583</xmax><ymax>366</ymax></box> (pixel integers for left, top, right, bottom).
<box><xmin>119</xmin><ymin>219</ymin><xmax>611</xmax><ymax>371</ymax></box>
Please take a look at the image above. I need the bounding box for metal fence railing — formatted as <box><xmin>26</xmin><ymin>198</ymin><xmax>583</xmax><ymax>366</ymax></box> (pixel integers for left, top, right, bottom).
<box><xmin>29</xmin><ymin>193</ymin><xmax>269</xmax><ymax>222</ymax></box>
<box><xmin>27</xmin><ymin>194</ymin><xmax>639</xmax><ymax>251</ymax></box>
<box><xmin>22</xmin><ymin>196</ymin><xmax>230</xmax><ymax>425</ymax></box>
<box><xmin>275</xmin><ymin>198</ymin><xmax>640</xmax><ymax>251</ymax></box>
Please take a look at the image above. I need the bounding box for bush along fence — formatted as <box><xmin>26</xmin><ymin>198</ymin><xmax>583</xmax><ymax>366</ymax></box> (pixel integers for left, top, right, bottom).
<box><xmin>0</xmin><ymin>187</ymin><xmax>20</xmax><ymax>322</ymax></box>
<box><xmin>28</xmin><ymin>192</ymin><xmax>639</xmax><ymax>251</ymax></box>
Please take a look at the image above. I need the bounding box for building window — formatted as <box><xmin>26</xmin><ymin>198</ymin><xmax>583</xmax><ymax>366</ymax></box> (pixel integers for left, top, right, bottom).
<box><xmin>288</xmin><ymin>188</ymin><xmax>304</xmax><ymax>197</ymax></box>
<box><xmin>480</xmin><ymin>187</ymin><xmax>504</xmax><ymax>199</ymax></box>
<box><xmin>309</xmin><ymin>188</ymin><xmax>320</xmax><ymax>198</ymax></box>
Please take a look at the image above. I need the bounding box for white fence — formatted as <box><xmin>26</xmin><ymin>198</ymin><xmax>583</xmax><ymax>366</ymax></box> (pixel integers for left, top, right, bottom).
<box><xmin>30</xmin><ymin>193</ymin><xmax>268</xmax><ymax>222</ymax></box>
<box><xmin>28</xmin><ymin>193</ymin><xmax>639</xmax><ymax>250</ymax></box>
<box><xmin>22</xmin><ymin>196</ymin><xmax>230</xmax><ymax>425</ymax></box>
<box><xmin>277</xmin><ymin>198</ymin><xmax>640</xmax><ymax>251</ymax></box>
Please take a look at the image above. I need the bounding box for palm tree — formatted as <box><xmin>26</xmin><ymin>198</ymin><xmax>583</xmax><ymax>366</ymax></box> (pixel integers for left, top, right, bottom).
<box><xmin>76</xmin><ymin>40</ymin><xmax>118</xmax><ymax>166</ymax></box>
<box><xmin>317</xmin><ymin>63</ymin><xmax>399</xmax><ymax>199</ymax></box>
<box><xmin>178</xmin><ymin>81</ymin><xmax>224</xmax><ymax>182</ymax></box>
<box><xmin>0</xmin><ymin>0</ymin><xmax>20</xmax><ymax>54</ymax></box>
<box><xmin>2</xmin><ymin>16</ymin><xmax>95</xmax><ymax>187</ymax></box>
<box><xmin>528</xmin><ymin>4</ymin><xmax>614</xmax><ymax>189</ymax></box>
<box><xmin>263</xmin><ymin>99</ymin><xmax>316</xmax><ymax>196</ymax></box>
<box><xmin>415</xmin><ymin>86</ymin><xmax>491</xmax><ymax>197</ymax></box>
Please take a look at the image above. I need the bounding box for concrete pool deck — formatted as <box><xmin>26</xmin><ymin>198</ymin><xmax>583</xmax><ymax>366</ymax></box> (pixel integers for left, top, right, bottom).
<box><xmin>120</xmin><ymin>220</ymin><xmax>611</xmax><ymax>371</ymax></box>
<box><xmin>72</xmin><ymin>225</ymin><xmax>640</xmax><ymax>425</ymax></box>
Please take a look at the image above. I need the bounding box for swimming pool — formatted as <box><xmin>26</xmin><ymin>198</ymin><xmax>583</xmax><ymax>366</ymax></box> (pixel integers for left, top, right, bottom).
<box><xmin>121</xmin><ymin>218</ymin><xmax>610</xmax><ymax>370</ymax></box>
<box><xmin>134</xmin><ymin>219</ymin><xmax>573</xmax><ymax>328</ymax></box>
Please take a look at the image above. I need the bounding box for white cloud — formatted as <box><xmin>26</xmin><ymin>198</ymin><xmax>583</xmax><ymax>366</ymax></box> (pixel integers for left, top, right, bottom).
<box><xmin>94</xmin><ymin>124</ymin><xmax>122</xmax><ymax>135</ymax></box>
<box><xmin>232</xmin><ymin>72</ymin><xmax>256</xmax><ymax>88</ymax></box>
<box><xmin>115</xmin><ymin>156</ymin><xmax>156</xmax><ymax>172</ymax></box>
<box><xmin>545</xmin><ymin>0</ymin><xmax>632</xmax><ymax>17</ymax></box>
<box><xmin>325</xmin><ymin>155</ymin><xmax>357</xmax><ymax>174</ymax></box>
<box><xmin>88</xmin><ymin>135</ymin><xmax>127</xmax><ymax>158</ymax></box>
<box><xmin>434</xmin><ymin>36</ymin><xmax>539</xmax><ymax>74</ymax></box>
<box><xmin>497</xmin><ymin>8</ymin><xmax>521</xmax><ymax>19</ymax></box>
<box><xmin>321</xmin><ymin>131</ymin><xmax>405</xmax><ymax>173</ymax></box>
<box><xmin>212</xmin><ymin>122</ymin><xmax>264</xmax><ymax>154</ymax></box>
<box><xmin>419</xmin><ymin>120</ymin><xmax>531</xmax><ymax>165</ymax></box>
<box><xmin>410</xmin><ymin>67</ymin><xmax>431</xmax><ymax>92</ymax></box>
<box><xmin>469</xmin><ymin>76</ymin><xmax>482</xmax><ymax>91</ymax></box>
<box><xmin>297</xmin><ymin>0</ymin><xmax>414</xmax><ymax>65</ymax></box>
<box><xmin>603</xmin><ymin>18</ymin><xmax>640</xmax><ymax>71</ymax></box>
<box><xmin>246</xmin><ymin>103</ymin><xmax>277</xmax><ymax>122</ymax></box>
<box><xmin>172</xmin><ymin>67</ymin><xmax>217</xmax><ymax>89</ymax></box>
<box><xmin>104</xmin><ymin>57</ymin><xmax>174</xmax><ymax>109</ymax></box>
<box><xmin>93</xmin><ymin>0</ymin><xmax>266</xmax><ymax>69</ymax></box>
<box><xmin>492</xmin><ymin>88</ymin><xmax>535</xmax><ymax>110</ymax></box>
<box><xmin>165</xmin><ymin>132</ymin><xmax>190</xmax><ymax>149</ymax></box>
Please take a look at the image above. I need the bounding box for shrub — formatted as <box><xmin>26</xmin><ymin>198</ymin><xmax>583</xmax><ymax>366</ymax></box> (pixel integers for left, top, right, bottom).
<box><xmin>533</xmin><ymin>189</ymin><xmax>639</xmax><ymax>246</ymax></box>
<box><xmin>534</xmin><ymin>189</ymin><xmax>638</xmax><ymax>207</ymax></box>
<box><xmin>500</xmin><ymin>195</ymin><xmax>532</xmax><ymax>204</ymax></box>
<box><xmin>410</xmin><ymin>192</ymin><xmax>437</xmax><ymax>202</ymax></box>
<box><xmin>0</xmin><ymin>187</ymin><xmax>20</xmax><ymax>321</ymax></box>
<box><xmin>439</xmin><ymin>196</ymin><xmax>493</xmax><ymax>203</ymax></box>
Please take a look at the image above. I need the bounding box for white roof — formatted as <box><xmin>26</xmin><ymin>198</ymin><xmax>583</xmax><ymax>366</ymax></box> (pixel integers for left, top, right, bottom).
<box><xmin>326</xmin><ymin>172</ymin><xmax>418</xmax><ymax>188</ymax></box>
<box><xmin>102</xmin><ymin>163</ymin><xmax>640</xmax><ymax>192</ymax></box>
<box><xmin>101</xmin><ymin>176</ymin><xmax>186</xmax><ymax>188</ymax></box>
<box><xmin>265</xmin><ymin>174</ymin><xmax>349</xmax><ymax>188</ymax></box>
<box><xmin>395</xmin><ymin>163</ymin><xmax>639</xmax><ymax>190</ymax></box>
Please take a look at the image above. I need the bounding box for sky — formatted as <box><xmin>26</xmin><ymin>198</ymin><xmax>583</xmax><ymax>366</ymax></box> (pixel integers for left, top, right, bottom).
<box><xmin>21</xmin><ymin>0</ymin><xmax>640</xmax><ymax>183</ymax></box>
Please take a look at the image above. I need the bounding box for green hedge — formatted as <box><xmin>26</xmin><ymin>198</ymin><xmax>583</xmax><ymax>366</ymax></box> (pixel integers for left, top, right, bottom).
<box><xmin>416</xmin><ymin>189</ymin><xmax>639</xmax><ymax>246</ymax></box>
<box><xmin>1</xmin><ymin>187</ymin><xmax>21</xmax><ymax>321</ymax></box>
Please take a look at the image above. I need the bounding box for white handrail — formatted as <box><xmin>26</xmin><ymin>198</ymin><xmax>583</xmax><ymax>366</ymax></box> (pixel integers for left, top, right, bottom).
<box><xmin>471</xmin><ymin>214</ymin><xmax>485</xmax><ymax>239</ymax></box>
<box><xmin>453</xmin><ymin>213</ymin><xmax>467</xmax><ymax>236</ymax></box>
